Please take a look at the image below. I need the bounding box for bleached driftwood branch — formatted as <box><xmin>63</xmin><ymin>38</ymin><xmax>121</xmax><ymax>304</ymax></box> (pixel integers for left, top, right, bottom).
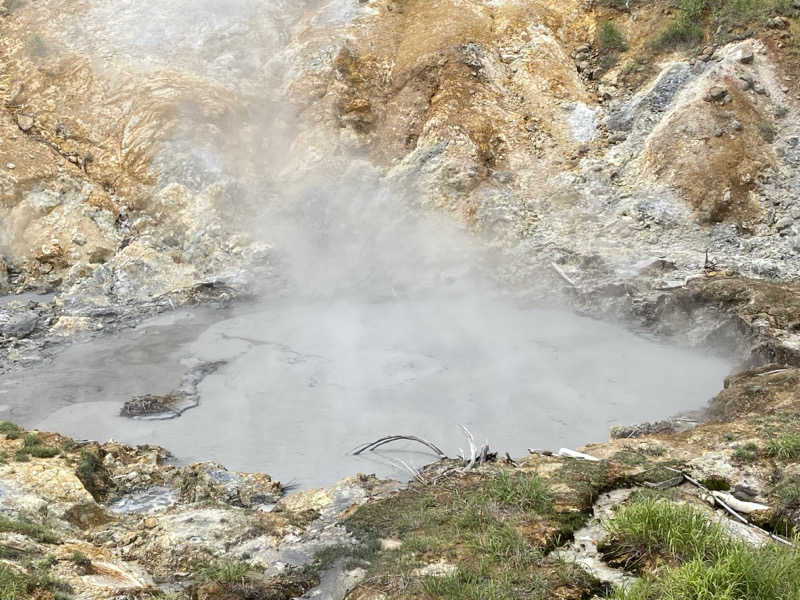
<box><xmin>352</xmin><ymin>435</ymin><xmax>447</xmax><ymax>458</ymax></box>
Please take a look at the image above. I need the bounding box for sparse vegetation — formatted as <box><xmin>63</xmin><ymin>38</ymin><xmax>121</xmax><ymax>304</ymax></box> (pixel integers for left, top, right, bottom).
<box><xmin>193</xmin><ymin>560</ymin><xmax>251</xmax><ymax>584</ymax></box>
<box><xmin>74</xmin><ymin>449</ymin><xmax>114</xmax><ymax>501</ymax></box>
<box><xmin>775</xmin><ymin>476</ymin><xmax>800</xmax><ymax>508</ymax></box>
<box><xmin>756</xmin><ymin>119</ymin><xmax>777</xmax><ymax>143</ymax></box>
<box><xmin>0</xmin><ymin>422</ymin><xmax>22</xmax><ymax>440</ymax></box>
<box><xmin>605</xmin><ymin>497</ymin><xmax>800</xmax><ymax>600</ymax></box>
<box><xmin>26</xmin><ymin>34</ymin><xmax>49</xmax><ymax>58</ymax></box>
<box><xmin>0</xmin><ymin>563</ymin><xmax>72</xmax><ymax>600</ymax></box>
<box><xmin>0</xmin><ymin>515</ymin><xmax>59</xmax><ymax>544</ymax></box>
<box><xmin>482</xmin><ymin>471</ymin><xmax>552</xmax><ymax>513</ymax></box>
<box><xmin>11</xmin><ymin>432</ymin><xmax>60</xmax><ymax>460</ymax></box>
<box><xmin>22</xmin><ymin>434</ymin><xmax>40</xmax><ymax>447</ymax></box>
<box><xmin>70</xmin><ymin>551</ymin><xmax>92</xmax><ymax>570</ymax></box>
<box><xmin>766</xmin><ymin>433</ymin><xmax>800</xmax><ymax>460</ymax></box>
<box><xmin>598</xmin><ymin>21</ymin><xmax>629</xmax><ymax>51</ymax></box>
<box><xmin>653</xmin><ymin>0</ymin><xmax>796</xmax><ymax>49</ymax></box>
<box><xmin>734</xmin><ymin>441</ymin><xmax>760</xmax><ymax>462</ymax></box>
<box><xmin>342</xmin><ymin>469</ymin><xmax>603</xmax><ymax>599</ymax></box>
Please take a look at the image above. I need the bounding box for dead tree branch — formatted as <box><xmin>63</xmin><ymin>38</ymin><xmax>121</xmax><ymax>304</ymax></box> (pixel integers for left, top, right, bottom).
<box><xmin>352</xmin><ymin>435</ymin><xmax>447</xmax><ymax>458</ymax></box>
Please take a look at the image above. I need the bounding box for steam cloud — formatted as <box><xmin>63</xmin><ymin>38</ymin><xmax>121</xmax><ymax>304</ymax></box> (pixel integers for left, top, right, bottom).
<box><xmin>19</xmin><ymin>0</ymin><xmax>734</xmax><ymax>486</ymax></box>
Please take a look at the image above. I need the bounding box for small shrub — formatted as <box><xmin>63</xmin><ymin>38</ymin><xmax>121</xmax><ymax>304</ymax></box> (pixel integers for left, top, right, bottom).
<box><xmin>766</xmin><ymin>433</ymin><xmax>800</xmax><ymax>460</ymax></box>
<box><xmin>22</xmin><ymin>433</ymin><xmax>41</xmax><ymax>447</ymax></box>
<box><xmin>70</xmin><ymin>551</ymin><xmax>92</xmax><ymax>569</ymax></box>
<box><xmin>654</xmin><ymin>19</ymin><xmax>704</xmax><ymax>49</ymax></box>
<box><xmin>596</xmin><ymin>0</ymin><xmax>631</xmax><ymax>10</ymax></box>
<box><xmin>598</xmin><ymin>21</ymin><xmax>628</xmax><ymax>51</ymax></box>
<box><xmin>25</xmin><ymin>445</ymin><xmax>60</xmax><ymax>459</ymax></box>
<box><xmin>14</xmin><ymin>450</ymin><xmax>30</xmax><ymax>462</ymax></box>
<box><xmin>0</xmin><ymin>422</ymin><xmax>21</xmax><ymax>439</ymax></box>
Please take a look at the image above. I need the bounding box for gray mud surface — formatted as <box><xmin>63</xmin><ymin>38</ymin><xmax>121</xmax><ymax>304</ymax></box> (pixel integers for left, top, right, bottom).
<box><xmin>5</xmin><ymin>294</ymin><xmax>730</xmax><ymax>488</ymax></box>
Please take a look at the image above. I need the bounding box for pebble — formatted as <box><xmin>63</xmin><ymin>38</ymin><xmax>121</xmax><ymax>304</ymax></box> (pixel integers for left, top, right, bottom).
<box><xmin>16</xmin><ymin>114</ymin><xmax>34</xmax><ymax>132</ymax></box>
<box><xmin>705</xmin><ymin>86</ymin><xmax>728</xmax><ymax>102</ymax></box>
<box><xmin>5</xmin><ymin>163</ymin><xmax>14</xmax><ymax>170</ymax></box>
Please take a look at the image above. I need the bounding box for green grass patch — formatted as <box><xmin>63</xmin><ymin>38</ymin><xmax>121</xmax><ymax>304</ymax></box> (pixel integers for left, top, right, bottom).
<box><xmin>602</xmin><ymin>498</ymin><xmax>727</xmax><ymax>567</ymax></box>
<box><xmin>610</xmin><ymin>537</ymin><xmax>800</xmax><ymax>600</ymax></box>
<box><xmin>766</xmin><ymin>433</ymin><xmax>800</xmax><ymax>460</ymax></box>
<box><xmin>420</xmin><ymin>564</ymin><xmax>525</xmax><ymax>600</ymax></box>
<box><xmin>700</xmin><ymin>476</ymin><xmax>730</xmax><ymax>491</ymax></box>
<box><xmin>606</xmin><ymin>497</ymin><xmax>800</xmax><ymax>599</ymax></box>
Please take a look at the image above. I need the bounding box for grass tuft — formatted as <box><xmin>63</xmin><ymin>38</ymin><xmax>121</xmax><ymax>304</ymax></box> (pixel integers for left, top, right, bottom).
<box><xmin>765</xmin><ymin>433</ymin><xmax>800</xmax><ymax>460</ymax></box>
<box><xmin>193</xmin><ymin>560</ymin><xmax>250</xmax><ymax>584</ymax></box>
<box><xmin>482</xmin><ymin>471</ymin><xmax>552</xmax><ymax>513</ymax></box>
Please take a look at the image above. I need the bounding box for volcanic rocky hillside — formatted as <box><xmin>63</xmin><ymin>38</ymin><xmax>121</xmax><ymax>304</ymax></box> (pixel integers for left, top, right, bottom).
<box><xmin>1</xmin><ymin>0</ymin><xmax>800</xmax><ymax>599</ymax></box>
<box><xmin>0</xmin><ymin>0</ymin><xmax>798</xmax><ymax>317</ymax></box>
